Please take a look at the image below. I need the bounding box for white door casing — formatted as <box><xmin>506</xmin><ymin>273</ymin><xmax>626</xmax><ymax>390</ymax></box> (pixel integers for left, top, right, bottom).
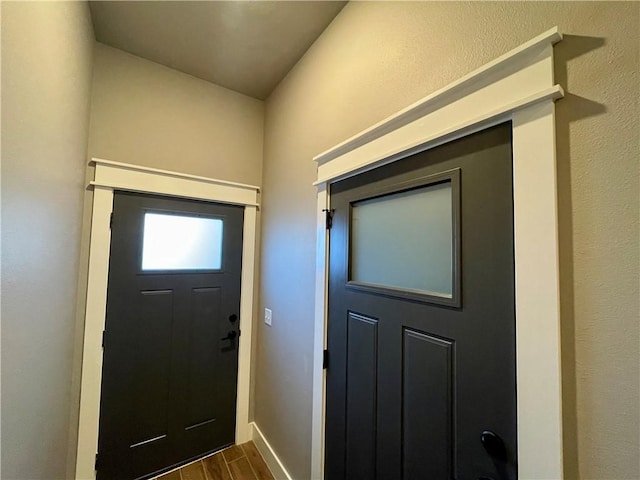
<box><xmin>75</xmin><ymin>159</ymin><xmax>259</xmax><ymax>479</ymax></box>
<box><xmin>311</xmin><ymin>27</ymin><xmax>565</xmax><ymax>479</ymax></box>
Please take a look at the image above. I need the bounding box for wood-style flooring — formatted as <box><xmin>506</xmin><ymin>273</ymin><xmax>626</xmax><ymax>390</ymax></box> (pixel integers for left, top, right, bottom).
<box><xmin>155</xmin><ymin>442</ymin><xmax>275</xmax><ymax>480</ymax></box>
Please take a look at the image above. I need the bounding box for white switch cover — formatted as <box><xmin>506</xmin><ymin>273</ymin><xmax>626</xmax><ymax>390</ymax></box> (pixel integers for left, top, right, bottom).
<box><xmin>264</xmin><ymin>308</ymin><xmax>272</xmax><ymax>326</ymax></box>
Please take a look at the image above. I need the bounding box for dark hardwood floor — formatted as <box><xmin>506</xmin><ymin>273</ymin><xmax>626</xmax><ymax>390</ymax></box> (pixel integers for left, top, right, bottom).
<box><xmin>155</xmin><ymin>442</ymin><xmax>275</xmax><ymax>480</ymax></box>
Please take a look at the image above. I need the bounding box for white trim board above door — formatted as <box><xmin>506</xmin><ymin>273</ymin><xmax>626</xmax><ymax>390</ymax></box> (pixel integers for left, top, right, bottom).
<box><xmin>312</xmin><ymin>27</ymin><xmax>565</xmax><ymax>479</ymax></box>
<box><xmin>75</xmin><ymin>159</ymin><xmax>260</xmax><ymax>479</ymax></box>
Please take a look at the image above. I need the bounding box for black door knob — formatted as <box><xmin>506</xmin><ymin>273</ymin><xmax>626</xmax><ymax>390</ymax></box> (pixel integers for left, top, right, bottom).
<box><xmin>481</xmin><ymin>430</ymin><xmax>508</xmax><ymax>462</ymax></box>
<box><xmin>220</xmin><ymin>331</ymin><xmax>237</xmax><ymax>341</ymax></box>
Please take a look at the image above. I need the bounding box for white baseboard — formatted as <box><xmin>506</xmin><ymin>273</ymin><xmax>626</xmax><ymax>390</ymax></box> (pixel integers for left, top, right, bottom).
<box><xmin>249</xmin><ymin>422</ymin><xmax>293</xmax><ymax>480</ymax></box>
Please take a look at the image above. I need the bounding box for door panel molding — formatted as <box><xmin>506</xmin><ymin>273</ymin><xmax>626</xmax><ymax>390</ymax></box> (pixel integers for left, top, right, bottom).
<box><xmin>75</xmin><ymin>160</ymin><xmax>259</xmax><ymax>479</ymax></box>
<box><xmin>402</xmin><ymin>328</ymin><xmax>455</xmax><ymax>479</ymax></box>
<box><xmin>345</xmin><ymin>312</ymin><xmax>378</xmax><ymax>480</ymax></box>
<box><xmin>312</xmin><ymin>27</ymin><xmax>564</xmax><ymax>479</ymax></box>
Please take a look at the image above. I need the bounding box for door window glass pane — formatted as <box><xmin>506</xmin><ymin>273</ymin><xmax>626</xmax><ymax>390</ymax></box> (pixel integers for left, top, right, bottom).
<box><xmin>142</xmin><ymin>213</ymin><xmax>223</xmax><ymax>270</ymax></box>
<box><xmin>350</xmin><ymin>182</ymin><xmax>453</xmax><ymax>296</ymax></box>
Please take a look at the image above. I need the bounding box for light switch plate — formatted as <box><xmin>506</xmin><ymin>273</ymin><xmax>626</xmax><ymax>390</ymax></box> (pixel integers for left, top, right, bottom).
<box><xmin>264</xmin><ymin>308</ymin><xmax>272</xmax><ymax>326</ymax></box>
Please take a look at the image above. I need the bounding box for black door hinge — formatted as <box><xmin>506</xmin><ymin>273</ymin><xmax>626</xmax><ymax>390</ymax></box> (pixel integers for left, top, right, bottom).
<box><xmin>101</xmin><ymin>330</ymin><xmax>106</xmax><ymax>349</ymax></box>
<box><xmin>322</xmin><ymin>209</ymin><xmax>335</xmax><ymax>230</ymax></box>
<box><xmin>109</xmin><ymin>212</ymin><xmax>114</xmax><ymax>229</ymax></box>
<box><xmin>95</xmin><ymin>453</ymin><xmax>100</xmax><ymax>470</ymax></box>
<box><xmin>323</xmin><ymin>349</ymin><xmax>329</xmax><ymax>369</ymax></box>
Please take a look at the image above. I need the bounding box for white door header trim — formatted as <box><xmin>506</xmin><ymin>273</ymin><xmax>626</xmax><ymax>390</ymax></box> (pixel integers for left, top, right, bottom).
<box><xmin>313</xmin><ymin>26</ymin><xmax>562</xmax><ymax>168</ymax></box>
<box><xmin>313</xmin><ymin>27</ymin><xmax>563</xmax><ymax>187</ymax></box>
<box><xmin>92</xmin><ymin>158</ymin><xmax>260</xmax><ymax>191</ymax></box>
<box><xmin>90</xmin><ymin>158</ymin><xmax>260</xmax><ymax>207</ymax></box>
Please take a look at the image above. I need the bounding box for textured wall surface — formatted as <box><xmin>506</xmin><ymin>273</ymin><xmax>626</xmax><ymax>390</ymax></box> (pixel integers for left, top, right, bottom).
<box><xmin>257</xmin><ymin>2</ymin><xmax>639</xmax><ymax>479</ymax></box>
<box><xmin>88</xmin><ymin>43</ymin><xmax>264</xmax><ymax>185</ymax></box>
<box><xmin>1</xmin><ymin>2</ymin><xmax>95</xmax><ymax>478</ymax></box>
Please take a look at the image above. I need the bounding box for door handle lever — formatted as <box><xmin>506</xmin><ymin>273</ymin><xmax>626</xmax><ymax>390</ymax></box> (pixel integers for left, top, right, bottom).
<box><xmin>481</xmin><ymin>430</ymin><xmax>510</xmax><ymax>480</ymax></box>
<box><xmin>220</xmin><ymin>331</ymin><xmax>237</xmax><ymax>341</ymax></box>
<box><xmin>481</xmin><ymin>430</ymin><xmax>507</xmax><ymax>462</ymax></box>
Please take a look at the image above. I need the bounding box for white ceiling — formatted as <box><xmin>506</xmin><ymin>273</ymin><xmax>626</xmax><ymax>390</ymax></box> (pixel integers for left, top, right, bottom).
<box><xmin>89</xmin><ymin>1</ymin><xmax>347</xmax><ymax>100</ymax></box>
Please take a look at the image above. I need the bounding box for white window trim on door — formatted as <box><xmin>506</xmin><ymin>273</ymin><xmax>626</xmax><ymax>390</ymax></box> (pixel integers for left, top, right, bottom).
<box><xmin>312</xmin><ymin>27</ymin><xmax>565</xmax><ymax>479</ymax></box>
<box><xmin>75</xmin><ymin>158</ymin><xmax>260</xmax><ymax>479</ymax></box>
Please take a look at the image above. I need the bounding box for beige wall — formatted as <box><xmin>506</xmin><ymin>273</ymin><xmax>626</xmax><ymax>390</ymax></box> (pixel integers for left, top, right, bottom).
<box><xmin>88</xmin><ymin>43</ymin><xmax>264</xmax><ymax>185</ymax></box>
<box><xmin>1</xmin><ymin>2</ymin><xmax>94</xmax><ymax>479</ymax></box>
<box><xmin>258</xmin><ymin>2</ymin><xmax>639</xmax><ymax>479</ymax></box>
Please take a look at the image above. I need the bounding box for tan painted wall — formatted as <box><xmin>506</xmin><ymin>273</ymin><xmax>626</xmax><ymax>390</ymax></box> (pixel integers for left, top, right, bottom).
<box><xmin>258</xmin><ymin>2</ymin><xmax>639</xmax><ymax>479</ymax></box>
<box><xmin>88</xmin><ymin>43</ymin><xmax>264</xmax><ymax>185</ymax></box>
<box><xmin>1</xmin><ymin>2</ymin><xmax>94</xmax><ymax>478</ymax></box>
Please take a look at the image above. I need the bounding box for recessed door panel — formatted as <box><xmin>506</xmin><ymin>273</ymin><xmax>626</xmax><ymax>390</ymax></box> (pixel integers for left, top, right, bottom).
<box><xmin>345</xmin><ymin>312</ymin><xmax>378</xmax><ymax>480</ymax></box>
<box><xmin>185</xmin><ymin>287</ymin><xmax>222</xmax><ymax>430</ymax></box>
<box><xmin>402</xmin><ymin>329</ymin><xmax>454</xmax><ymax>480</ymax></box>
<box><xmin>130</xmin><ymin>289</ymin><xmax>174</xmax><ymax>448</ymax></box>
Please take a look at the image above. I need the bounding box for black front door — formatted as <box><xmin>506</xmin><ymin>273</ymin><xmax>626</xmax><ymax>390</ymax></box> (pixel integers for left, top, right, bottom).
<box><xmin>326</xmin><ymin>123</ymin><xmax>517</xmax><ymax>479</ymax></box>
<box><xmin>97</xmin><ymin>192</ymin><xmax>244</xmax><ymax>480</ymax></box>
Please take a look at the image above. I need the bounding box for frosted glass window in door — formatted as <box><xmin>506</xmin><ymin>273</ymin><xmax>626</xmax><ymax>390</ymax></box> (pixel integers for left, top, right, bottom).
<box><xmin>350</xmin><ymin>182</ymin><xmax>453</xmax><ymax>297</ymax></box>
<box><xmin>142</xmin><ymin>213</ymin><xmax>223</xmax><ymax>270</ymax></box>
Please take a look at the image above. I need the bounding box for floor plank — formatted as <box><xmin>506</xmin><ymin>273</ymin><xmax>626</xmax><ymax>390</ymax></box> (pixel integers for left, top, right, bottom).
<box><xmin>202</xmin><ymin>453</ymin><xmax>232</xmax><ymax>480</ymax></box>
<box><xmin>240</xmin><ymin>442</ymin><xmax>274</xmax><ymax>480</ymax></box>
<box><xmin>227</xmin><ymin>457</ymin><xmax>256</xmax><ymax>480</ymax></box>
<box><xmin>157</xmin><ymin>470</ymin><xmax>182</xmax><ymax>480</ymax></box>
<box><xmin>158</xmin><ymin>441</ymin><xmax>273</xmax><ymax>480</ymax></box>
<box><xmin>222</xmin><ymin>445</ymin><xmax>245</xmax><ymax>463</ymax></box>
<box><xmin>181</xmin><ymin>461</ymin><xmax>207</xmax><ymax>480</ymax></box>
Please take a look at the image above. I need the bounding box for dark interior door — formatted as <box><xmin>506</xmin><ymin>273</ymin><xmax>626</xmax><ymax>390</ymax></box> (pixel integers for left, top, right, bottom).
<box><xmin>326</xmin><ymin>123</ymin><xmax>517</xmax><ymax>480</ymax></box>
<box><xmin>97</xmin><ymin>192</ymin><xmax>244</xmax><ymax>480</ymax></box>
